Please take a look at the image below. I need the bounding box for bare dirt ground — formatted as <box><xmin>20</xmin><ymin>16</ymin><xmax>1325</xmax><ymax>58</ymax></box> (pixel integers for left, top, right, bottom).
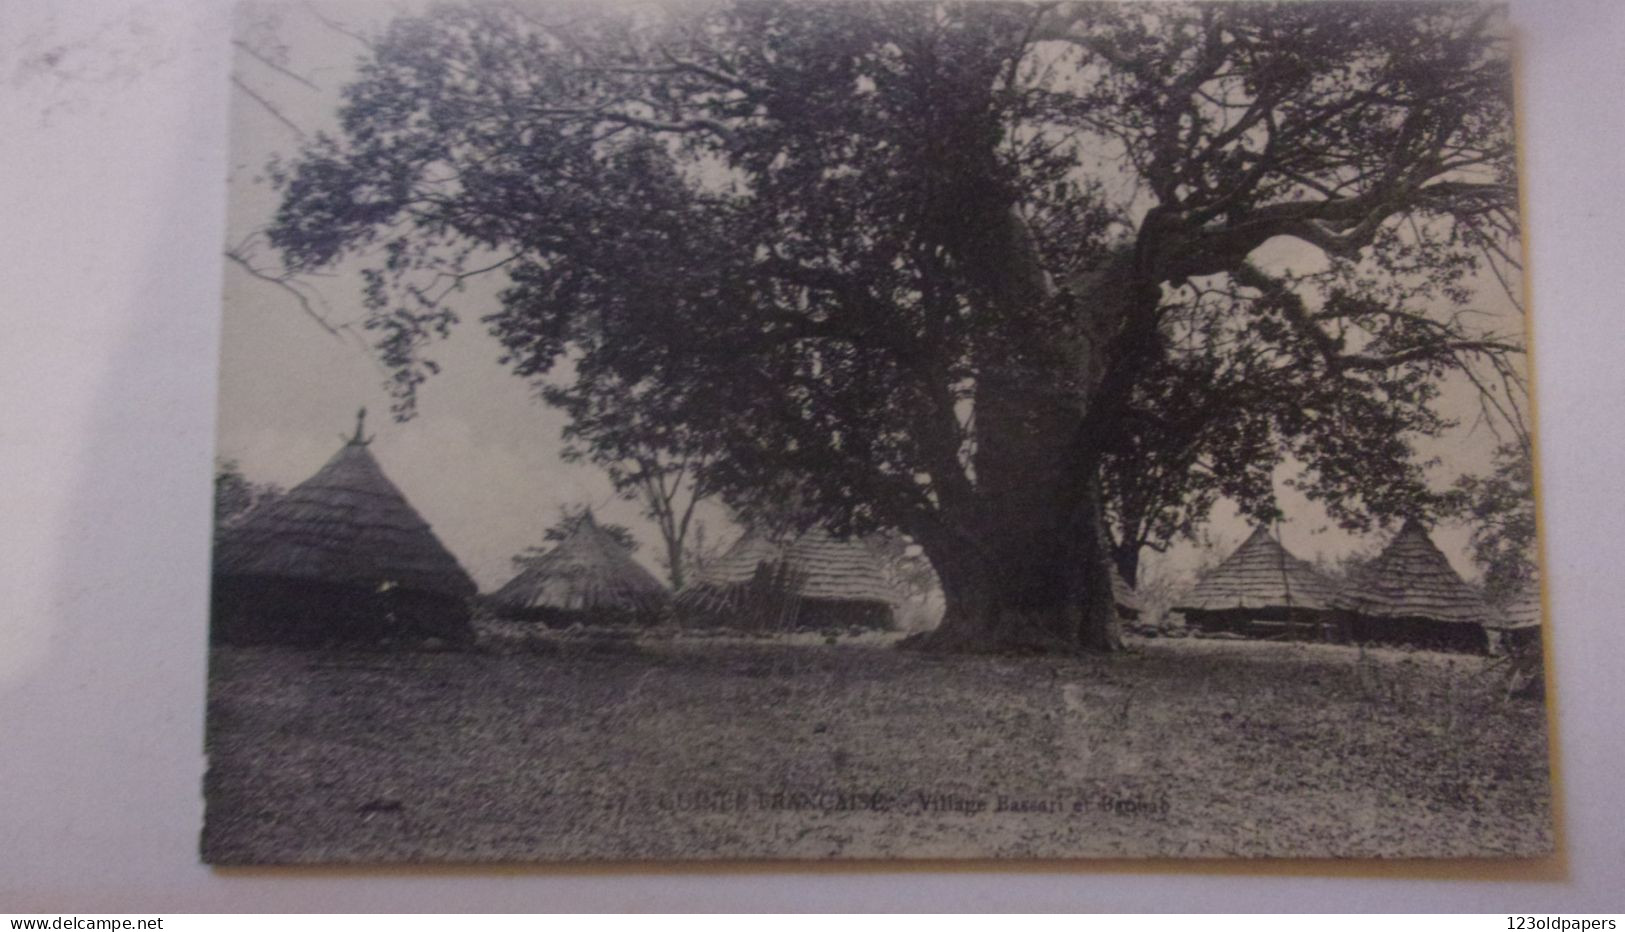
<box><xmin>202</xmin><ymin>632</ymin><xmax>1553</xmax><ymax>863</ymax></box>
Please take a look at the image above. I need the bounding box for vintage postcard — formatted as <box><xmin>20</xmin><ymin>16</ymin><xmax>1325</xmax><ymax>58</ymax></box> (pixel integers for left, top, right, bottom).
<box><xmin>205</xmin><ymin>0</ymin><xmax>1552</xmax><ymax>863</ymax></box>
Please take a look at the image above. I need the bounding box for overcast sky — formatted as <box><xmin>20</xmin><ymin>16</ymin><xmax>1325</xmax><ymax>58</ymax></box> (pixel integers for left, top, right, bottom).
<box><xmin>216</xmin><ymin>1</ymin><xmax>1528</xmax><ymax>593</ymax></box>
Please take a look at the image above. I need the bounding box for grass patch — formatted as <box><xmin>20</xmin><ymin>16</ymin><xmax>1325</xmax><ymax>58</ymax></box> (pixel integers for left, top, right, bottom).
<box><xmin>202</xmin><ymin>637</ymin><xmax>1552</xmax><ymax>863</ymax></box>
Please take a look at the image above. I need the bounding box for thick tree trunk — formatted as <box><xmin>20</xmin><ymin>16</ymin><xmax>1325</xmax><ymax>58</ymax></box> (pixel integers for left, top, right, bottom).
<box><xmin>903</xmin><ymin>469</ymin><xmax>1124</xmax><ymax>655</ymax></box>
<box><xmin>1074</xmin><ymin>479</ymin><xmax>1126</xmax><ymax>652</ymax></box>
<box><xmin>664</xmin><ymin>536</ymin><xmax>686</xmax><ymax>592</ymax></box>
<box><xmin>904</xmin><ymin>203</ymin><xmax>1148</xmax><ymax>655</ymax></box>
<box><xmin>1112</xmin><ymin>540</ymin><xmax>1141</xmax><ymax>590</ymax></box>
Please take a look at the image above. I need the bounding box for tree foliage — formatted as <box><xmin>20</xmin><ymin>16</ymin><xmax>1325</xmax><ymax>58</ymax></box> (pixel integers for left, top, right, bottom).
<box><xmin>214</xmin><ymin>458</ymin><xmax>285</xmax><ymax>528</ymax></box>
<box><xmin>548</xmin><ymin>375</ymin><xmax>715</xmax><ymax>590</ymax></box>
<box><xmin>265</xmin><ymin>0</ymin><xmax>1526</xmax><ymax>651</ymax></box>
<box><xmin>1452</xmin><ymin>442</ymin><xmax>1537</xmax><ymax>606</ymax></box>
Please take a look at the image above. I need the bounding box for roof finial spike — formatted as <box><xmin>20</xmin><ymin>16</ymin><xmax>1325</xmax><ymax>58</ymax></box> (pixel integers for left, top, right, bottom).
<box><xmin>352</xmin><ymin>406</ymin><xmax>371</xmax><ymax>446</ymax></box>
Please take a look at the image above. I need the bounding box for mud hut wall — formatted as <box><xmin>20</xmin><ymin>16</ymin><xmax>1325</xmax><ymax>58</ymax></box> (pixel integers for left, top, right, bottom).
<box><xmin>1347</xmin><ymin>612</ymin><xmax>1488</xmax><ymax>653</ymax></box>
<box><xmin>211</xmin><ymin>575</ymin><xmax>472</xmax><ymax>646</ymax></box>
<box><xmin>1179</xmin><ymin>606</ymin><xmax>1343</xmax><ymax>641</ymax></box>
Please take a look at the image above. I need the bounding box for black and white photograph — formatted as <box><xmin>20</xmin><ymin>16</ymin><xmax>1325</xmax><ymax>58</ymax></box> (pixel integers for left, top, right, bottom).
<box><xmin>200</xmin><ymin>0</ymin><xmax>1553</xmax><ymax>865</ymax></box>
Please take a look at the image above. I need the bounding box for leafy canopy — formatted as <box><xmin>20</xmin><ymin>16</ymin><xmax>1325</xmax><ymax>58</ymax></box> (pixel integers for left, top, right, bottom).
<box><xmin>268</xmin><ymin>1</ymin><xmax>1524</xmax><ymax>554</ymax></box>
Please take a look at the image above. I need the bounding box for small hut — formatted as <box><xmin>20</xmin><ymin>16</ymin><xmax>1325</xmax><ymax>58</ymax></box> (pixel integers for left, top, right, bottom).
<box><xmin>1172</xmin><ymin>525</ymin><xmax>1340</xmax><ymax>640</ymax></box>
<box><xmin>211</xmin><ymin>410</ymin><xmax>477</xmax><ymax>646</ymax></box>
<box><xmin>1332</xmin><ymin>519</ymin><xmax>1492</xmax><ymax>652</ymax></box>
<box><xmin>1493</xmin><ymin>584</ymin><xmax>1542</xmax><ymax>630</ymax></box>
<box><xmin>489</xmin><ymin>511</ymin><xmax>669</xmax><ymax>625</ymax></box>
<box><xmin>679</xmin><ymin>527</ymin><xmax>899</xmax><ymax>631</ymax></box>
<box><xmin>1486</xmin><ymin>583</ymin><xmax>1545</xmax><ymax>697</ymax></box>
<box><xmin>1484</xmin><ymin>582</ymin><xmax>1544</xmax><ymax>653</ymax></box>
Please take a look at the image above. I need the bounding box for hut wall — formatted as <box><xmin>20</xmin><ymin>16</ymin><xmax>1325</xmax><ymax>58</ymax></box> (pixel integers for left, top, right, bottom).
<box><xmin>1182</xmin><ymin>607</ymin><xmax>1343</xmax><ymax>641</ymax></box>
<box><xmin>1500</xmin><ymin>625</ymin><xmax>1543</xmax><ymax>652</ymax></box>
<box><xmin>1181</xmin><ymin>609</ymin><xmax>1237</xmax><ymax>635</ymax></box>
<box><xmin>795</xmin><ymin>598</ymin><xmax>895</xmax><ymax>632</ymax></box>
<box><xmin>1347</xmin><ymin>613</ymin><xmax>1487</xmax><ymax>653</ymax></box>
<box><xmin>494</xmin><ymin>602</ymin><xmax>664</xmax><ymax>628</ymax></box>
<box><xmin>211</xmin><ymin>575</ymin><xmax>472</xmax><ymax>647</ymax></box>
<box><xmin>677</xmin><ymin>584</ymin><xmax>894</xmax><ymax>632</ymax></box>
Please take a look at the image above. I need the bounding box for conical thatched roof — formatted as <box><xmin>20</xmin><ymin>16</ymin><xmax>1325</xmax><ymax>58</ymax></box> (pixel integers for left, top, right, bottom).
<box><xmin>689</xmin><ymin>527</ymin><xmax>899</xmax><ymax>605</ymax></box>
<box><xmin>1332</xmin><ymin>519</ymin><xmax>1491</xmax><ymax>624</ymax></box>
<box><xmin>1173</xmin><ymin>525</ymin><xmax>1339</xmax><ymax>613</ymax></box>
<box><xmin>213</xmin><ymin>424</ymin><xmax>476</xmax><ymax>600</ymax></box>
<box><xmin>693</xmin><ymin>528</ymin><xmax>1135</xmax><ymax>612</ymax></box>
<box><xmin>491</xmin><ymin>512</ymin><xmax>668</xmax><ymax>612</ymax></box>
<box><xmin>1488</xmin><ymin>583</ymin><xmax>1543</xmax><ymax>631</ymax></box>
<box><xmin>784</xmin><ymin>528</ymin><xmax>901</xmax><ymax>603</ymax></box>
<box><xmin>690</xmin><ymin>528</ymin><xmax>785</xmax><ymax>589</ymax></box>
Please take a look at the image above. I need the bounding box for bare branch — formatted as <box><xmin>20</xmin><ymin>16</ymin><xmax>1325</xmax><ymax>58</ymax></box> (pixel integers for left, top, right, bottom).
<box><xmin>225</xmin><ymin>248</ymin><xmax>340</xmax><ymax>337</ymax></box>
<box><xmin>299</xmin><ymin>2</ymin><xmax>373</xmax><ymax>50</ymax></box>
<box><xmin>230</xmin><ymin>75</ymin><xmax>306</xmax><ymax>139</ymax></box>
<box><xmin>232</xmin><ymin>39</ymin><xmax>319</xmax><ymax>91</ymax></box>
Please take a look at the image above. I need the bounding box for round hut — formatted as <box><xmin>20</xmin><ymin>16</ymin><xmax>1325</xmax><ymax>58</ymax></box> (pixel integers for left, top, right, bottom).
<box><xmin>1172</xmin><ymin>525</ymin><xmax>1340</xmax><ymax>640</ymax></box>
<box><xmin>679</xmin><ymin>527</ymin><xmax>899</xmax><ymax>631</ymax></box>
<box><xmin>1331</xmin><ymin>519</ymin><xmax>1492</xmax><ymax>652</ymax></box>
<box><xmin>211</xmin><ymin>410</ymin><xmax>477</xmax><ymax>646</ymax></box>
<box><xmin>1484</xmin><ymin>581</ymin><xmax>1543</xmax><ymax>651</ymax></box>
<box><xmin>1488</xmin><ymin>584</ymin><xmax>1547</xmax><ymax>649</ymax></box>
<box><xmin>1485</xmin><ymin>582</ymin><xmax>1544</xmax><ymax>696</ymax></box>
<box><xmin>1489</xmin><ymin>584</ymin><xmax>1542</xmax><ymax>631</ymax></box>
<box><xmin>489</xmin><ymin>511</ymin><xmax>669</xmax><ymax>625</ymax></box>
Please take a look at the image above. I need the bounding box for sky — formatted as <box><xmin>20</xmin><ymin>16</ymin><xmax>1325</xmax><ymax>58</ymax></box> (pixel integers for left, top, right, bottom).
<box><xmin>215</xmin><ymin>0</ymin><xmax>1531</xmax><ymax>594</ymax></box>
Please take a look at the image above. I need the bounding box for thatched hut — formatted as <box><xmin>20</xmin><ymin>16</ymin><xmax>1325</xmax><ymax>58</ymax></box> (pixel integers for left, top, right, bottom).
<box><xmin>1484</xmin><ymin>582</ymin><xmax>1543</xmax><ymax>653</ymax></box>
<box><xmin>1492</xmin><ymin>585</ymin><xmax>1542</xmax><ymax>631</ymax></box>
<box><xmin>1485</xmin><ymin>583</ymin><xmax>1544</xmax><ymax>696</ymax></box>
<box><xmin>679</xmin><ymin>527</ymin><xmax>899</xmax><ymax>631</ymax></box>
<box><xmin>1332</xmin><ymin>519</ymin><xmax>1492</xmax><ymax>652</ymax></box>
<box><xmin>489</xmin><ymin>511</ymin><xmax>669</xmax><ymax>625</ymax></box>
<box><xmin>211</xmin><ymin>411</ymin><xmax>477</xmax><ymax>646</ymax></box>
<box><xmin>1172</xmin><ymin>525</ymin><xmax>1340</xmax><ymax>639</ymax></box>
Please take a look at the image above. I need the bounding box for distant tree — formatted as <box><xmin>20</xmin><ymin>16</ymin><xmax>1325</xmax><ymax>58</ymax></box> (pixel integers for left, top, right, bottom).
<box><xmin>670</xmin><ymin>518</ymin><xmax>730</xmax><ymax>589</ymax></box>
<box><xmin>214</xmin><ymin>460</ymin><xmax>255</xmax><ymax>525</ymax></box>
<box><xmin>214</xmin><ymin>458</ymin><xmax>284</xmax><ymax>527</ymax></box>
<box><xmin>1101</xmin><ymin>355</ymin><xmax>1274</xmax><ymax>586</ymax></box>
<box><xmin>1311</xmin><ymin>540</ymin><xmax>1384</xmax><ymax>585</ymax></box>
<box><xmin>1452</xmin><ymin>443</ymin><xmax>1537</xmax><ymax>606</ymax></box>
<box><xmin>547</xmin><ymin>376</ymin><xmax>716</xmax><ymax>591</ymax></box>
<box><xmin>266</xmin><ymin>1</ymin><xmax>1524</xmax><ymax>654</ymax></box>
<box><xmin>1123</xmin><ymin>556</ymin><xmax>1184</xmax><ymax>629</ymax></box>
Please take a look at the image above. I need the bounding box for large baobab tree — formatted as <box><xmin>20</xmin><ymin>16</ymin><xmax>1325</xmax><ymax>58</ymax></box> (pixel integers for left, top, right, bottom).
<box><xmin>266</xmin><ymin>1</ymin><xmax>1524</xmax><ymax>653</ymax></box>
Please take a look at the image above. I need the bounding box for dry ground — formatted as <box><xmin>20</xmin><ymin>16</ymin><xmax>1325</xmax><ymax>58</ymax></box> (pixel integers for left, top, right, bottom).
<box><xmin>202</xmin><ymin>631</ymin><xmax>1553</xmax><ymax>863</ymax></box>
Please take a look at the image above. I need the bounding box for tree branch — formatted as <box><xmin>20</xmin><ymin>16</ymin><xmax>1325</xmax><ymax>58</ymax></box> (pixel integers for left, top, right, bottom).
<box><xmin>225</xmin><ymin>248</ymin><xmax>340</xmax><ymax>337</ymax></box>
<box><xmin>232</xmin><ymin>39</ymin><xmax>319</xmax><ymax>91</ymax></box>
<box><xmin>230</xmin><ymin>75</ymin><xmax>306</xmax><ymax>139</ymax></box>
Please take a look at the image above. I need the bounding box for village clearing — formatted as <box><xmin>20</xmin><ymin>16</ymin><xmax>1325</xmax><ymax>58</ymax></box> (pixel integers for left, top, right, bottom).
<box><xmin>203</xmin><ymin>633</ymin><xmax>1552</xmax><ymax>863</ymax></box>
